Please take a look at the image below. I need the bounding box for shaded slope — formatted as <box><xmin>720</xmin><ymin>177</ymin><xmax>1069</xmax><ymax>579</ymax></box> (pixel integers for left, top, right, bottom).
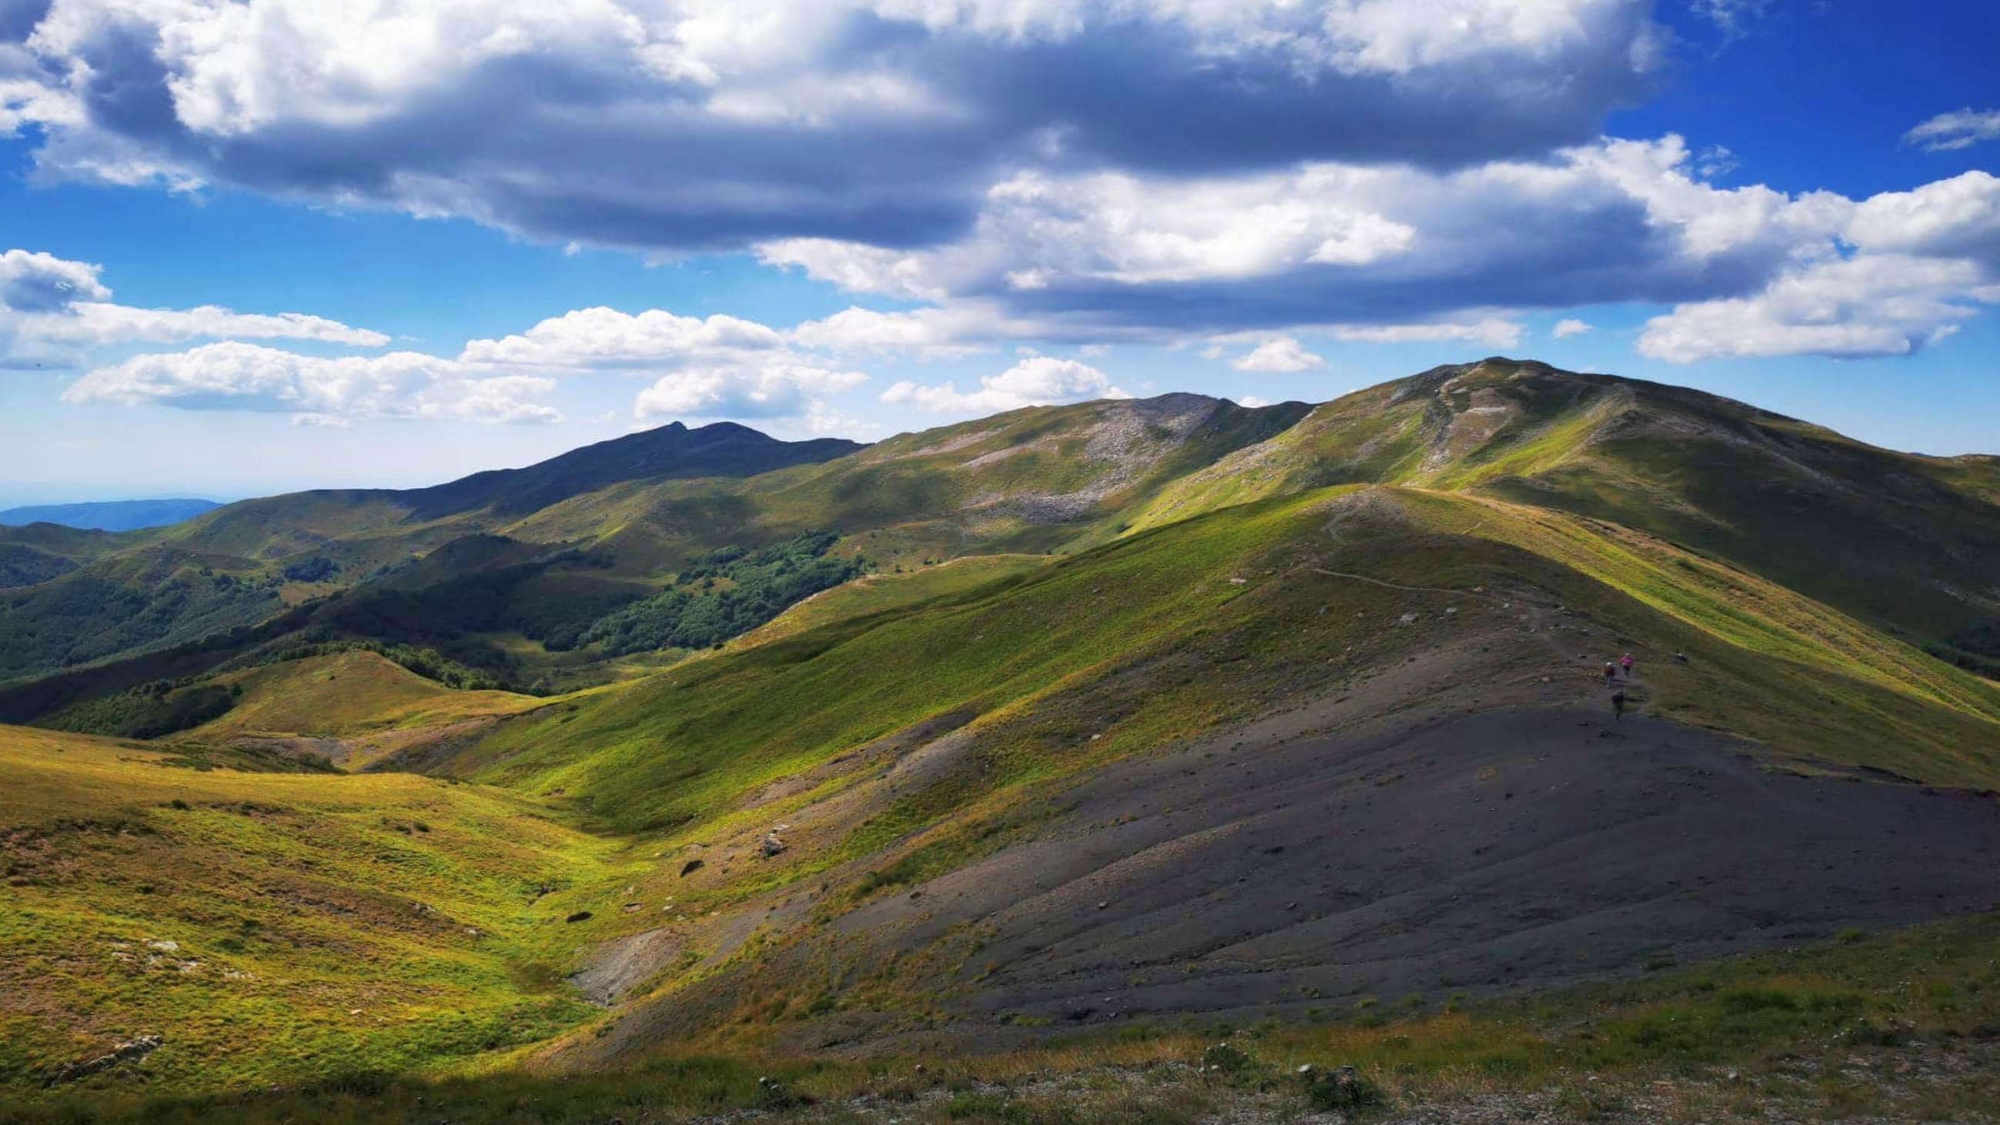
<box><xmin>0</xmin><ymin>425</ymin><xmax>873</xmax><ymax>688</ymax></box>
<box><xmin>404</xmin><ymin>422</ymin><xmax>865</xmax><ymax>520</ymax></box>
<box><xmin>0</xmin><ymin>547</ymin><xmax>284</xmax><ymax>684</ymax></box>
<box><xmin>163</xmin><ymin>421</ymin><xmax>867</xmax><ymax>564</ymax></box>
<box><xmin>0</xmin><ymin>544</ymin><xmax>78</xmax><ymax>589</ymax></box>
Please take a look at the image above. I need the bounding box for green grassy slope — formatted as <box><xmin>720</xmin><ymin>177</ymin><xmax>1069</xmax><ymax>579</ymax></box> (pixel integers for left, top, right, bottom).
<box><xmin>185</xmin><ymin>651</ymin><xmax>547</xmax><ymax>740</ymax></box>
<box><xmin>0</xmin><ymin>548</ymin><xmax>286</xmax><ymax>684</ymax></box>
<box><xmin>307</xmin><ymin>482</ymin><xmax>1989</xmax><ymax>1074</ymax></box>
<box><xmin>1137</xmin><ymin>359</ymin><xmax>2000</xmax><ymax>667</ymax></box>
<box><xmin>0</xmin><ymin>397</ymin><xmax>1308</xmax><ymax>697</ymax></box>
<box><xmin>430</xmin><ymin>486</ymin><xmax>2000</xmax><ymax>966</ymax></box>
<box><xmin>0</xmin><ymin>724</ymin><xmax>639</xmax><ymax>1097</ymax></box>
<box><xmin>727</xmin><ymin>555</ymin><xmax>1049</xmax><ymax>650</ymax></box>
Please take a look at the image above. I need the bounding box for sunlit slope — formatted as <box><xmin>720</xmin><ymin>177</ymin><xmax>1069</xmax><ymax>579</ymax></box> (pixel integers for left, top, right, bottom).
<box><xmin>505</xmin><ymin>394</ymin><xmax>1311</xmax><ymax>574</ymax></box>
<box><xmin>347</xmin><ymin>483</ymin><xmax>2000</xmax><ymax>1061</ymax></box>
<box><xmin>0</xmin><ymin>724</ymin><xmax>638</xmax><ymax>1097</ymax></box>
<box><xmin>451</xmin><ymin>484</ymin><xmax>2000</xmax><ymax>851</ymax></box>
<box><xmin>1136</xmin><ymin>359</ymin><xmax>2000</xmax><ymax>664</ymax></box>
<box><xmin>188</xmin><ymin>651</ymin><xmax>547</xmax><ymax>740</ymax></box>
<box><xmin>727</xmin><ymin>555</ymin><xmax>1048</xmax><ymax>651</ymax></box>
<box><xmin>1405</xmin><ymin>490</ymin><xmax>2000</xmax><ymax>782</ymax></box>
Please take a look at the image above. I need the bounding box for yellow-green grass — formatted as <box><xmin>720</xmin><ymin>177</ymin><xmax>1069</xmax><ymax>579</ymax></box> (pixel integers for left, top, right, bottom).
<box><xmin>427</xmin><ymin>486</ymin><xmax>2000</xmax><ymax>989</ymax></box>
<box><xmin>185</xmin><ymin>651</ymin><xmax>547</xmax><ymax>740</ymax></box>
<box><xmin>728</xmin><ymin>555</ymin><xmax>1048</xmax><ymax>650</ymax></box>
<box><xmin>0</xmin><ymin>724</ymin><xmax>641</xmax><ymax>1099</ymax></box>
<box><xmin>1403</xmin><ymin>490</ymin><xmax>2000</xmax><ymax>783</ymax></box>
<box><xmin>1125</xmin><ymin>360</ymin><xmax>2000</xmax><ymax>668</ymax></box>
<box><xmin>19</xmin><ymin>907</ymin><xmax>2000</xmax><ymax>1123</ymax></box>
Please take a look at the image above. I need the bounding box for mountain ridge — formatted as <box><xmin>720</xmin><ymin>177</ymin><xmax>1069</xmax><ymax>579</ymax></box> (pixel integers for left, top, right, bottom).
<box><xmin>8</xmin><ymin>359</ymin><xmax>2000</xmax><ymax>1113</ymax></box>
<box><xmin>0</xmin><ymin>497</ymin><xmax>220</xmax><ymax>532</ymax></box>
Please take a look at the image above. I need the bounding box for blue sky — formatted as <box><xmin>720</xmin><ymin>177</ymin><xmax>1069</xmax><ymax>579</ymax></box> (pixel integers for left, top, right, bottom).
<box><xmin>2</xmin><ymin>0</ymin><xmax>1997</xmax><ymax>505</ymax></box>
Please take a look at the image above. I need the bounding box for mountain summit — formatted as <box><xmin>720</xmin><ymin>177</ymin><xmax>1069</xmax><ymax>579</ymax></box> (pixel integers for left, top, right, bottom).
<box><xmin>401</xmin><ymin>420</ymin><xmax>868</xmax><ymax>519</ymax></box>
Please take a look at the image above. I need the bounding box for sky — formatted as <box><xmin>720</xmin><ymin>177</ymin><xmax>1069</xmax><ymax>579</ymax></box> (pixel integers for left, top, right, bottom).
<box><xmin>1</xmin><ymin>0</ymin><xmax>1997</xmax><ymax>506</ymax></box>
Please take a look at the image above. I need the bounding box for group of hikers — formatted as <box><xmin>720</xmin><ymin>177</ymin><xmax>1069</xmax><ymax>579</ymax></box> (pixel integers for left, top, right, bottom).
<box><xmin>1604</xmin><ymin>652</ymin><xmax>1633</xmax><ymax>720</ymax></box>
<box><xmin>1598</xmin><ymin>650</ymin><xmax>1692</xmax><ymax>721</ymax></box>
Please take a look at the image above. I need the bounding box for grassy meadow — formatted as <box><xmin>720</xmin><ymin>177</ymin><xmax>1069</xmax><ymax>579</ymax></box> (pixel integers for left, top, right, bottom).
<box><xmin>0</xmin><ymin>724</ymin><xmax>641</xmax><ymax>1098</ymax></box>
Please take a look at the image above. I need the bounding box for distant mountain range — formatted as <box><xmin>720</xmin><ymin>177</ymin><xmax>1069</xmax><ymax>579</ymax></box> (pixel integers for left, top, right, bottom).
<box><xmin>0</xmin><ymin>497</ymin><xmax>221</xmax><ymax>532</ymax></box>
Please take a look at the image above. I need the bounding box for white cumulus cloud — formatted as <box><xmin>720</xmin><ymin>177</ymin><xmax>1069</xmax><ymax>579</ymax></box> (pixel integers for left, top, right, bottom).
<box><xmin>881</xmin><ymin>356</ymin><xmax>1127</xmax><ymax>415</ymax></box>
<box><xmin>63</xmin><ymin>342</ymin><xmax>561</xmax><ymax>424</ymax></box>
<box><xmin>459</xmin><ymin>307</ymin><xmax>787</xmax><ymax>369</ymax></box>
<box><xmin>1</xmin><ymin>248</ymin><xmax>387</xmax><ymax>368</ymax></box>
<box><xmin>635</xmin><ymin>362</ymin><xmax>867</xmax><ymax>420</ymax></box>
<box><xmin>1637</xmin><ymin>256</ymin><xmax>2000</xmax><ymax>362</ymax></box>
<box><xmin>1552</xmin><ymin>318</ymin><xmax>1593</xmax><ymax>338</ymax></box>
<box><xmin>1231</xmin><ymin>336</ymin><xmax>1325</xmax><ymax>373</ymax></box>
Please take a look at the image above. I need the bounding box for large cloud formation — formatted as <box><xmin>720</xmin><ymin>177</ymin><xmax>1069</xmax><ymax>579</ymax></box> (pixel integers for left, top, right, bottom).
<box><xmin>2</xmin><ymin>0</ymin><xmax>1665</xmax><ymax>249</ymax></box>
<box><xmin>6</xmin><ymin>0</ymin><xmax>1998</xmax><ymax>383</ymax></box>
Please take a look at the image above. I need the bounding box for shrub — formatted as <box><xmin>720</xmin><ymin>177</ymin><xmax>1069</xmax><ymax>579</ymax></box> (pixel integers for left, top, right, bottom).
<box><xmin>1300</xmin><ymin>1065</ymin><xmax>1385</xmax><ymax>1114</ymax></box>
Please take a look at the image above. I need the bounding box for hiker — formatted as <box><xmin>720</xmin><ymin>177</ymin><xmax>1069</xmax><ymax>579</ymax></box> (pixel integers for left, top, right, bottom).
<box><xmin>1611</xmin><ymin>689</ymin><xmax>1626</xmax><ymax>721</ymax></box>
<box><xmin>1603</xmin><ymin>661</ymin><xmax>1617</xmax><ymax>686</ymax></box>
<box><xmin>1619</xmin><ymin>652</ymin><xmax>1634</xmax><ymax>679</ymax></box>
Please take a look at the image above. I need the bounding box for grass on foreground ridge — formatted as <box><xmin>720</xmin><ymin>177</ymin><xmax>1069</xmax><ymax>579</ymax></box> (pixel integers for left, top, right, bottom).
<box><xmin>0</xmin><ymin>724</ymin><xmax>643</xmax><ymax>1099</ymax></box>
<box><xmin>18</xmin><ymin>908</ymin><xmax>2000</xmax><ymax>1123</ymax></box>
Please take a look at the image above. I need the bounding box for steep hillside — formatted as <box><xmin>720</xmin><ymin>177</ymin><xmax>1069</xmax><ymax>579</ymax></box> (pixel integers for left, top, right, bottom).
<box><xmin>1139</xmin><ymin>359</ymin><xmax>2000</xmax><ymax>668</ymax></box>
<box><xmin>0</xmin><ymin>425</ymin><xmax>871</xmax><ymax>689</ymax></box>
<box><xmin>0</xmin><ymin>547</ymin><xmax>285</xmax><ymax>684</ymax></box>
<box><xmin>504</xmin><ymin>393</ymin><xmax>1312</xmax><ymax>573</ymax></box>
<box><xmin>168</xmin><ymin>421</ymin><xmax>865</xmax><ymax>561</ymax></box>
<box><xmin>357</xmin><ymin>483</ymin><xmax>2000</xmax><ymax>1070</ymax></box>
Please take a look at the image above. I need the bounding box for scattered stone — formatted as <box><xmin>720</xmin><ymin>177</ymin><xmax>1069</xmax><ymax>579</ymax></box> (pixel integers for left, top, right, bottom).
<box><xmin>144</xmin><ymin>939</ymin><xmax>178</xmax><ymax>953</ymax></box>
<box><xmin>759</xmin><ymin>832</ymin><xmax>788</xmax><ymax>858</ymax></box>
<box><xmin>1229</xmin><ymin>577</ymin><xmax>1248</xmax><ymax>586</ymax></box>
<box><xmin>1398</xmin><ymin>613</ymin><xmax>1419</xmax><ymax>626</ymax></box>
<box><xmin>44</xmin><ymin>1035</ymin><xmax>163</xmax><ymax>1087</ymax></box>
<box><xmin>1445</xmin><ymin>606</ymin><xmax>1459</xmax><ymax>616</ymax></box>
<box><xmin>680</xmin><ymin>859</ymin><xmax>705</xmax><ymax>877</ymax></box>
<box><xmin>565</xmin><ymin>911</ymin><xmax>594</xmax><ymax>923</ymax></box>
